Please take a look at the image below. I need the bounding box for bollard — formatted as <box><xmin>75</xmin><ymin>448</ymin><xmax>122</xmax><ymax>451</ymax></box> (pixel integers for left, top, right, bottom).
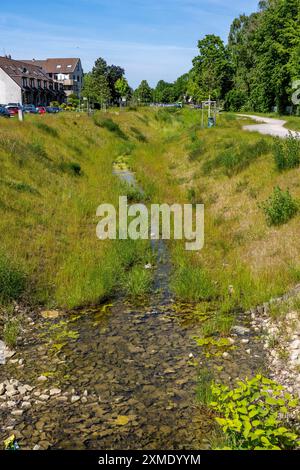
<box><xmin>18</xmin><ymin>109</ymin><xmax>24</xmax><ymax>122</ymax></box>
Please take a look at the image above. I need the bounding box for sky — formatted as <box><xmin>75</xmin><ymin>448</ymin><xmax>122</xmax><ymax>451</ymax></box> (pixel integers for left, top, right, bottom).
<box><xmin>0</xmin><ymin>0</ymin><xmax>259</xmax><ymax>88</ymax></box>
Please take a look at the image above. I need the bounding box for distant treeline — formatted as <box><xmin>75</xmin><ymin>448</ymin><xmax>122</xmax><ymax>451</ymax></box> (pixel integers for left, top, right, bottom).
<box><xmin>83</xmin><ymin>1</ymin><xmax>300</xmax><ymax>114</ymax></box>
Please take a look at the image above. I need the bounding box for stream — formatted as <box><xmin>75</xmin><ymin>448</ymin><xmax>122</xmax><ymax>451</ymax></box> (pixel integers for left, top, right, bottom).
<box><xmin>0</xmin><ymin>168</ymin><xmax>266</xmax><ymax>450</ymax></box>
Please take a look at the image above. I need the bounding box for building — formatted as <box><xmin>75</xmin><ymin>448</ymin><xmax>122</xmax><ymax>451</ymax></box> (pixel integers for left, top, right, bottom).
<box><xmin>0</xmin><ymin>56</ymin><xmax>65</xmax><ymax>106</ymax></box>
<box><xmin>25</xmin><ymin>58</ymin><xmax>84</xmax><ymax>98</ymax></box>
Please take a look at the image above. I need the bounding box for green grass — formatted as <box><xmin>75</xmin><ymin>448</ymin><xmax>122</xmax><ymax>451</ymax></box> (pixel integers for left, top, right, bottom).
<box><xmin>0</xmin><ymin>254</ymin><xmax>26</xmax><ymax>305</ymax></box>
<box><xmin>124</xmin><ymin>265</ymin><xmax>152</xmax><ymax>299</ymax></box>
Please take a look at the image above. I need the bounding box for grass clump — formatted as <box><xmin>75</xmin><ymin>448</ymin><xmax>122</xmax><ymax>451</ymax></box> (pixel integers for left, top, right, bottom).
<box><xmin>93</xmin><ymin>116</ymin><xmax>127</xmax><ymax>139</ymax></box>
<box><xmin>203</xmin><ymin>139</ymin><xmax>269</xmax><ymax>176</ymax></box>
<box><xmin>0</xmin><ymin>254</ymin><xmax>26</xmax><ymax>304</ymax></box>
<box><xmin>3</xmin><ymin>317</ymin><xmax>20</xmax><ymax>348</ymax></box>
<box><xmin>210</xmin><ymin>375</ymin><xmax>299</xmax><ymax>450</ymax></box>
<box><xmin>274</xmin><ymin>133</ymin><xmax>300</xmax><ymax>171</ymax></box>
<box><xmin>171</xmin><ymin>265</ymin><xmax>216</xmax><ymax>302</ymax></box>
<box><xmin>197</xmin><ymin>368</ymin><xmax>213</xmax><ymax>405</ymax></box>
<box><xmin>187</xmin><ymin>139</ymin><xmax>205</xmax><ymax>162</ymax></box>
<box><xmin>261</xmin><ymin>186</ymin><xmax>298</xmax><ymax>226</ymax></box>
<box><xmin>35</xmin><ymin>122</ymin><xmax>59</xmax><ymax>138</ymax></box>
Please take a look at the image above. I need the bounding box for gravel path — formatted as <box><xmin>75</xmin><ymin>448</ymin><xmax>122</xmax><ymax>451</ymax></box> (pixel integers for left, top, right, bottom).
<box><xmin>237</xmin><ymin>114</ymin><xmax>299</xmax><ymax>138</ymax></box>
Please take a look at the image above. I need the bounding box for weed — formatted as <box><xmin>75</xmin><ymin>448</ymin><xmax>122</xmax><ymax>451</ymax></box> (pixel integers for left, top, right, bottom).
<box><xmin>171</xmin><ymin>265</ymin><xmax>216</xmax><ymax>302</ymax></box>
<box><xmin>124</xmin><ymin>266</ymin><xmax>152</xmax><ymax>299</ymax></box>
<box><xmin>197</xmin><ymin>368</ymin><xmax>213</xmax><ymax>405</ymax></box>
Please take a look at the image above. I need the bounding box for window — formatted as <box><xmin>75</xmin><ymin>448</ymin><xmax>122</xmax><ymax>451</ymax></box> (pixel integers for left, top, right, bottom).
<box><xmin>37</xmin><ymin>80</ymin><xmax>41</xmax><ymax>88</ymax></box>
<box><xmin>44</xmin><ymin>81</ymin><xmax>47</xmax><ymax>89</ymax></box>
<box><xmin>67</xmin><ymin>64</ymin><xmax>72</xmax><ymax>68</ymax></box>
<box><xmin>30</xmin><ymin>78</ymin><xmax>35</xmax><ymax>87</ymax></box>
<box><xmin>56</xmin><ymin>65</ymin><xmax>61</xmax><ymax>69</ymax></box>
<box><xmin>22</xmin><ymin>77</ymin><xmax>28</xmax><ymax>87</ymax></box>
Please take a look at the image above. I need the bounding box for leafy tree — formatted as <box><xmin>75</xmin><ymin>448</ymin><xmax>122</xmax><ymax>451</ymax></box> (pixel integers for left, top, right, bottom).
<box><xmin>115</xmin><ymin>77</ymin><xmax>131</xmax><ymax>100</ymax></box>
<box><xmin>188</xmin><ymin>35</ymin><xmax>232</xmax><ymax>102</ymax></box>
<box><xmin>134</xmin><ymin>80</ymin><xmax>153</xmax><ymax>104</ymax></box>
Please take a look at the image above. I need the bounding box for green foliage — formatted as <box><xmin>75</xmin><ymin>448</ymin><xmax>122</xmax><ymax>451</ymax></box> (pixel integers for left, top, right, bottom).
<box><xmin>134</xmin><ymin>80</ymin><xmax>153</xmax><ymax>104</ymax></box>
<box><xmin>0</xmin><ymin>254</ymin><xmax>26</xmax><ymax>304</ymax></box>
<box><xmin>261</xmin><ymin>186</ymin><xmax>298</xmax><ymax>226</ymax></box>
<box><xmin>171</xmin><ymin>265</ymin><xmax>216</xmax><ymax>302</ymax></box>
<box><xmin>115</xmin><ymin>77</ymin><xmax>131</xmax><ymax>99</ymax></box>
<box><xmin>210</xmin><ymin>375</ymin><xmax>299</xmax><ymax>450</ymax></box>
<box><xmin>93</xmin><ymin>116</ymin><xmax>127</xmax><ymax>139</ymax></box>
<box><xmin>3</xmin><ymin>317</ymin><xmax>20</xmax><ymax>348</ymax></box>
<box><xmin>274</xmin><ymin>133</ymin><xmax>300</xmax><ymax>171</ymax></box>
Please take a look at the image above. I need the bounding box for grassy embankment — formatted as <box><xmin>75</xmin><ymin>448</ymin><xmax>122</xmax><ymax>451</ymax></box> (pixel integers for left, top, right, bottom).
<box><xmin>0</xmin><ymin>111</ymin><xmax>154</xmax><ymax>314</ymax></box>
<box><xmin>125</xmin><ymin>108</ymin><xmax>300</xmax><ymax>316</ymax></box>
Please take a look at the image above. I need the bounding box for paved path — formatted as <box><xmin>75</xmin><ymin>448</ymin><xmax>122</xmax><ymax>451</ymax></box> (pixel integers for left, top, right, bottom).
<box><xmin>237</xmin><ymin>114</ymin><xmax>299</xmax><ymax>138</ymax></box>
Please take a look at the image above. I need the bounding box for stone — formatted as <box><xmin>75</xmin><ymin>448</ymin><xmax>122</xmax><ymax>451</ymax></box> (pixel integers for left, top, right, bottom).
<box><xmin>0</xmin><ymin>383</ymin><xmax>6</xmax><ymax>395</ymax></box>
<box><xmin>39</xmin><ymin>394</ymin><xmax>50</xmax><ymax>401</ymax></box>
<box><xmin>49</xmin><ymin>388</ymin><xmax>61</xmax><ymax>396</ymax></box>
<box><xmin>231</xmin><ymin>326</ymin><xmax>250</xmax><ymax>336</ymax></box>
<box><xmin>246</xmin><ymin>349</ymin><xmax>251</xmax><ymax>355</ymax></box>
<box><xmin>241</xmin><ymin>339</ymin><xmax>250</xmax><ymax>344</ymax></box>
<box><xmin>222</xmin><ymin>352</ymin><xmax>229</xmax><ymax>359</ymax></box>
<box><xmin>37</xmin><ymin>376</ymin><xmax>48</xmax><ymax>382</ymax></box>
<box><xmin>21</xmin><ymin>401</ymin><xmax>31</xmax><ymax>410</ymax></box>
<box><xmin>11</xmin><ymin>409</ymin><xmax>24</xmax><ymax>416</ymax></box>
<box><xmin>41</xmin><ymin>310</ymin><xmax>60</xmax><ymax>319</ymax></box>
<box><xmin>33</xmin><ymin>445</ymin><xmax>41</xmax><ymax>451</ymax></box>
<box><xmin>290</xmin><ymin>339</ymin><xmax>300</xmax><ymax>351</ymax></box>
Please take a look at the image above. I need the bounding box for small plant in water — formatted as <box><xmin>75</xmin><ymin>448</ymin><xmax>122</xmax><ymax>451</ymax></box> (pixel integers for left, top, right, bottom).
<box><xmin>210</xmin><ymin>375</ymin><xmax>299</xmax><ymax>450</ymax></box>
<box><xmin>4</xmin><ymin>317</ymin><xmax>20</xmax><ymax>348</ymax></box>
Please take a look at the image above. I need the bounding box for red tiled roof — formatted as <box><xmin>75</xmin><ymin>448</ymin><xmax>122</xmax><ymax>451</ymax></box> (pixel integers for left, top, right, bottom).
<box><xmin>0</xmin><ymin>56</ymin><xmax>50</xmax><ymax>88</ymax></box>
<box><xmin>24</xmin><ymin>58</ymin><xmax>80</xmax><ymax>74</ymax></box>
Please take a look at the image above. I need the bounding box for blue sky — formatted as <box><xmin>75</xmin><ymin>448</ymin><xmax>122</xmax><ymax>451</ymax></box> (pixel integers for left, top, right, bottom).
<box><xmin>0</xmin><ymin>0</ymin><xmax>259</xmax><ymax>88</ymax></box>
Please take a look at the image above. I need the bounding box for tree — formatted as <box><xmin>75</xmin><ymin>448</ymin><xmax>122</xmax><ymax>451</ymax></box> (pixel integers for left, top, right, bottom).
<box><xmin>107</xmin><ymin>65</ymin><xmax>125</xmax><ymax>102</ymax></box>
<box><xmin>188</xmin><ymin>35</ymin><xmax>232</xmax><ymax>102</ymax></box>
<box><xmin>134</xmin><ymin>80</ymin><xmax>153</xmax><ymax>104</ymax></box>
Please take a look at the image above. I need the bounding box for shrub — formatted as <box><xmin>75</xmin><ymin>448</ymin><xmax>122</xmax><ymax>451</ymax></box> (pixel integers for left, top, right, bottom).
<box><xmin>0</xmin><ymin>254</ymin><xmax>26</xmax><ymax>304</ymax></box>
<box><xmin>261</xmin><ymin>186</ymin><xmax>298</xmax><ymax>226</ymax></box>
<box><xmin>171</xmin><ymin>266</ymin><xmax>216</xmax><ymax>302</ymax></box>
<box><xmin>210</xmin><ymin>375</ymin><xmax>299</xmax><ymax>450</ymax></box>
<box><xmin>93</xmin><ymin>116</ymin><xmax>127</xmax><ymax>139</ymax></box>
<box><xmin>274</xmin><ymin>133</ymin><xmax>300</xmax><ymax>171</ymax></box>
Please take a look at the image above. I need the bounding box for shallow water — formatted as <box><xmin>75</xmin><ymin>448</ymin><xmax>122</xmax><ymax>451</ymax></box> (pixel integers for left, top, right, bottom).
<box><xmin>0</xmin><ymin>169</ymin><xmax>266</xmax><ymax>450</ymax></box>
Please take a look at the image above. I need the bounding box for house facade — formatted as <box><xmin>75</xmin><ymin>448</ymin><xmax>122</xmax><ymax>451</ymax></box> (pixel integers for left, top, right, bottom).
<box><xmin>0</xmin><ymin>56</ymin><xmax>65</xmax><ymax>106</ymax></box>
<box><xmin>25</xmin><ymin>58</ymin><xmax>84</xmax><ymax>98</ymax></box>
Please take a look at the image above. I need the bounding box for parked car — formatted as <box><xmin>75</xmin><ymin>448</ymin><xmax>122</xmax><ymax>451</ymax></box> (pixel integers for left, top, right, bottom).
<box><xmin>36</xmin><ymin>106</ymin><xmax>46</xmax><ymax>115</ymax></box>
<box><xmin>7</xmin><ymin>103</ymin><xmax>22</xmax><ymax>108</ymax></box>
<box><xmin>0</xmin><ymin>106</ymin><xmax>10</xmax><ymax>118</ymax></box>
<box><xmin>23</xmin><ymin>104</ymin><xmax>37</xmax><ymax>114</ymax></box>
<box><xmin>5</xmin><ymin>106</ymin><xmax>19</xmax><ymax>117</ymax></box>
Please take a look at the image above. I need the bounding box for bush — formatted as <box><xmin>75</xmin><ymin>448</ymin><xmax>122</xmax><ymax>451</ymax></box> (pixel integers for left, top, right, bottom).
<box><xmin>0</xmin><ymin>254</ymin><xmax>26</xmax><ymax>304</ymax></box>
<box><xmin>261</xmin><ymin>187</ymin><xmax>298</xmax><ymax>226</ymax></box>
<box><xmin>210</xmin><ymin>375</ymin><xmax>299</xmax><ymax>450</ymax></box>
<box><xmin>93</xmin><ymin>116</ymin><xmax>127</xmax><ymax>139</ymax></box>
<box><xmin>274</xmin><ymin>133</ymin><xmax>300</xmax><ymax>171</ymax></box>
